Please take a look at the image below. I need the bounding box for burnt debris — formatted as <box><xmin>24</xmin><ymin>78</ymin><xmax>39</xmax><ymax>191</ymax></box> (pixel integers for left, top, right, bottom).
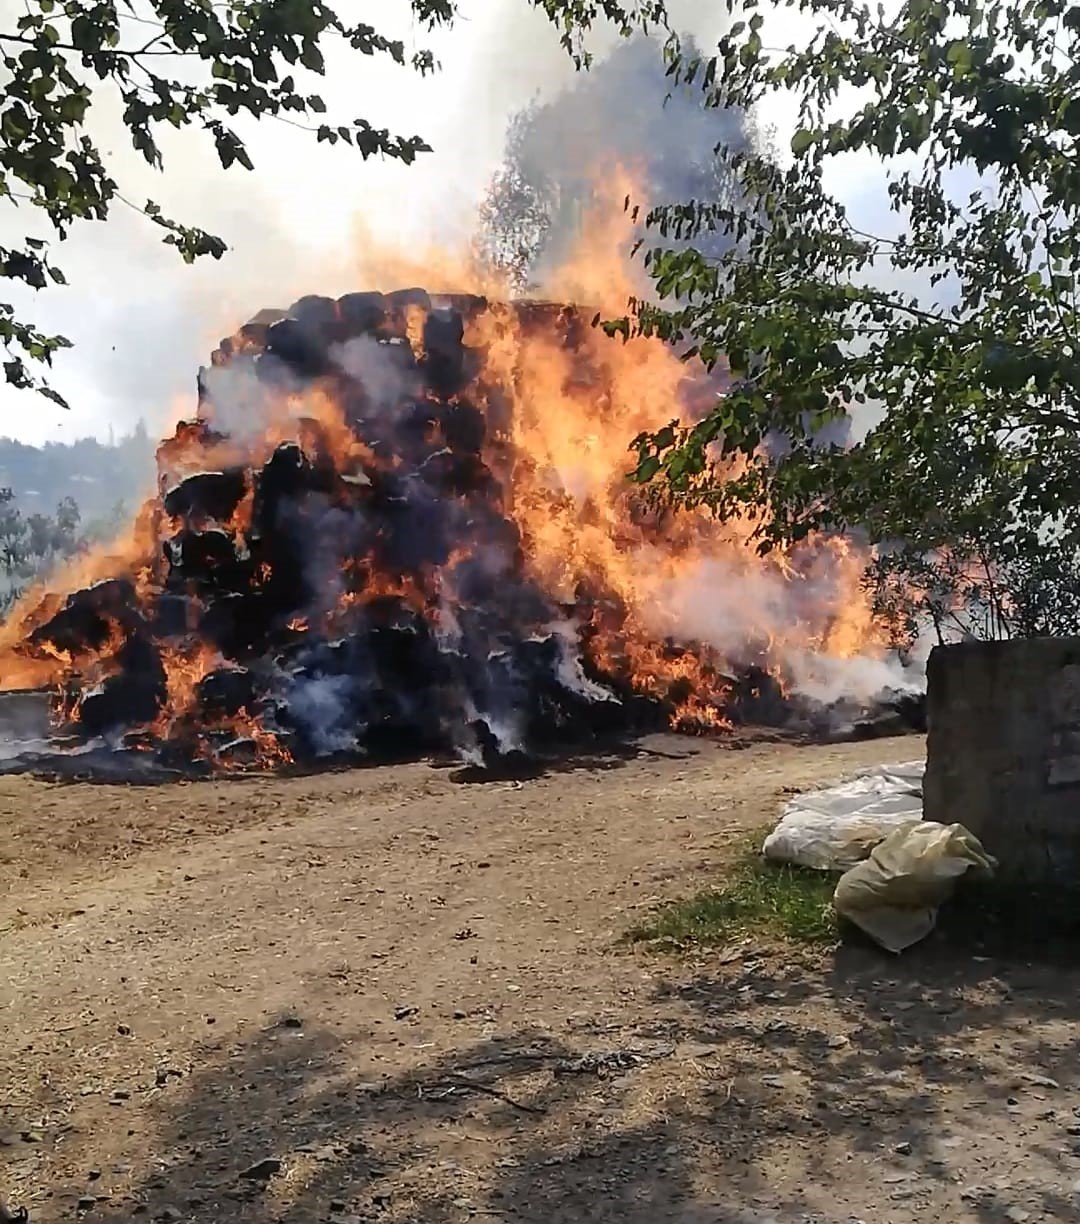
<box><xmin>9</xmin><ymin>290</ymin><xmax>919</xmax><ymax>773</ymax></box>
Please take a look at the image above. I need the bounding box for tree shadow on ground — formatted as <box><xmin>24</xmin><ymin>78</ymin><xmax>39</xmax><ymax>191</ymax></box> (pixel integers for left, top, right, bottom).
<box><xmin>33</xmin><ymin>917</ymin><xmax>1080</xmax><ymax>1224</ymax></box>
<box><xmin>663</xmin><ymin>936</ymin><xmax>1080</xmax><ymax>1224</ymax></box>
<box><xmin>64</xmin><ymin>938</ymin><xmax>1080</xmax><ymax>1224</ymax></box>
<box><xmin>71</xmin><ymin>989</ymin><xmax>964</xmax><ymax>1224</ymax></box>
<box><xmin>83</xmin><ymin>1024</ymin><xmax>727</xmax><ymax>1224</ymax></box>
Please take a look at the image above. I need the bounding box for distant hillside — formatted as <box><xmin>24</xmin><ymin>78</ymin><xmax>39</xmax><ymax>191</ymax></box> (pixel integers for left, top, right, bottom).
<box><xmin>0</xmin><ymin>422</ymin><xmax>156</xmax><ymax>530</ymax></box>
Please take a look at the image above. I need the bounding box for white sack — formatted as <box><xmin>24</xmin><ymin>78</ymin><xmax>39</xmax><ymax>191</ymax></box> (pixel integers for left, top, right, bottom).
<box><xmin>762</xmin><ymin>761</ymin><xmax>925</xmax><ymax>871</ymax></box>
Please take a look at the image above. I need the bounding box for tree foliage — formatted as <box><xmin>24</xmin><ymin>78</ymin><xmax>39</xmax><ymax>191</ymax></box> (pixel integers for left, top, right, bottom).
<box><xmin>1</xmin><ymin>0</ymin><xmax>665</xmax><ymax>404</ymax></box>
<box><xmin>0</xmin><ymin>486</ymin><xmax>84</xmax><ymax>609</ymax></box>
<box><xmin>627</xmin><ymin>0</ymin><xmax>1080</xmax><ymax>640</ymax></box>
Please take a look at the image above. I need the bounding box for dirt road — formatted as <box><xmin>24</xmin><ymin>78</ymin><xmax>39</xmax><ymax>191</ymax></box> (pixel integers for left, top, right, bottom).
<box><xmin>3</xmin><ymin>734</ymin><xmax>1079</xmax><ymax>1224</ymax></box>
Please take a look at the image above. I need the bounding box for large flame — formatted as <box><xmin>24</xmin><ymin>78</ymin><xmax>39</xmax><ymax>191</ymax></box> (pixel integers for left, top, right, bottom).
<box><xmin>0</xmin><ymin>166</ymin><xmax>892</xmax><ymax>767</ymax></box>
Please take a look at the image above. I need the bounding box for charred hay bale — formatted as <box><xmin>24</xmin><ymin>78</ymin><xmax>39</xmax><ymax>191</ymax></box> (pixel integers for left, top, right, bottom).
<box><xmin>231</xmin><ymin>320</ymin><xmax>277</xmax><ymax>358</ymax></box>
<box><xmin>29</xmin><ymin>578</ymin><xmax>142</xmax><ymax>655</ymax></box>
<box><xmin>364</xmin><ymin>475</ymin><xmax>457</xmax><ymax>571</ymax></box>
<box><xmin>360</xmin><ymin>717</ymin><xmax>440</xmax><ymax>763</ymax></box>
<box><xmin>379</xmin><ymin>288</ymin><xmax>432</xmax><ymax>343</ymax></box>
<box><xmin>447</xmin><ymin>544</ymin><xmax>537</xmax><ymax>609</ymax></box>
<box><xmin>416</xmin><ymin>448</ymin><xmax>497</xmax><ymax>499</ymax></box>
<box><xmin>150</xmin><ymin>592</ymin><xmax>197</xmax><ymax>638</ymax></box>
<box><xmin>157</xmin><ymin>418</ymin><xmax>229</xmax><ymax>482</ymax></box>
<box><xmin>250</xmin><ymin>442</ymin><xmax>312</xmax><ymax>531</ymax></box>
<box><xmin>336</xmin><ymin>343</ymin><xmax>420</xmax><ymax>439</ymax></box>
<box><xmin>379</xmin><ymin>336</ymin><xmax>420</xmax><ymax>378</ymax></box>
<box><xmin>274</xmin><ymin>659</ymin><xmax>367</xmax><ymax>759</ymax></box>
<box><xmin>237</xmin><ymin>319</ymin><xmax>273</xmax><ymax>348</ymax></box>
<box><xmin>212</xmin><ymin>325</ymin><xmax>270</xmax><ymax>366</ymax></box>
<box><xmin>199</xmin><ymin>592</ymin><xmax>272</xmax><ymax>659</ymax></box>
<box><xmin>337</xmin><ymin>291</ymin><xmax>387</xmax><ymax>335</ymax></box>
<box><xmin>475</xmin><ymin>383</ymin><xmax>514</xmax><ymax>441</ymax></box>
<box><xmin>420</xmin><ymin>310</ymin><xmax>484</xmax><ymax>397</ymax></box>
<box><xmin>726</xmin><ymin>665</ymin><xmax>790</xmax><ymax>727</ymax></box>
<box><xmin>290</xmin><ymin>418</ymin><xmax>358</xmax><ymax>490</ymax></box>
<box><xmin>512</xmin><ymin>300</ymin><xmax>584</xmax><ymax>342</ymax></box>
<box><xmin>368</xmin><ymin>622</ymin><xmax>450</xmax><ymax>703</ymax></box>
<box><xmin>385</xmin><ymin>287</ymin><xmax>431</xmax><ymax>313</ymax></box>
<box><xmin>196</xmin><ymin>666</ymin><xmax>256</xmax><ymax>717</ymax></box>
<box><xmin>384</xmin><ymin>400</ymin><xmax>440</xmax><ymax>463</ymax></box>
<box><xmin>286</xmin><ymin>636</ymin><xmax>355</xmax><ymax>680</ymax></box>
<box><xmin>163</xmin><ymin>528</ymin><xmax>251</xmax><ymax>593</ymax></box>
<box><xmin>288</xmin><ymin>294</ymin><xmax>339</xmax><ymax>331</ymax></box>
<box><xmin>433</xmin><ymin>292</ymin><xmax>488</xmax><ymax>320</ymax></box>
<box><xmin>359</xmin><ymin>684</ymin><xmax>445</xmax><ymax>761</ymax></box>
<box><xmin>887</xmin><ymin>689</ymin><xmax>927</xmax><ymax>732</ymax></box>
<box><xmin>250</xmin><ymin>441</ymin><xmax>344</xmax><ymax>539</ymax></box>
<box><xmin>78</xmin><ymin>637</ymin><xmax>167</xmax><ymax>735</ymax></box>
<box><xmin>246</xmin><ymin>443</ymin><xmax>351</xmax><ymax>616</ymax></box>
<box><xmin>262</xmin><ymin>317</ymin><xmax>333</xmax><ymax>379</ymax></box>
<box><xmin>393</xmin><ymin>397</ymin><xmax>487</xmax><ymax>465</ymax></box>
<box><xmin>422</xmin><ymin>307</ymin><xmax>466</xmax><ymax>394</ymax></box>
<box><xmin>483</xmin><ymin>633</ymin><xmax>625</xmax><ymax>748</ymax></box>
<box><xmin>441</xmin><ymin>399</ymin><xmax>487</xmax><ymax>453</ymax></box>
<box><xmin>213</xmin><ymin>732</ymin><xmax>279</xmax><ymax>767</ymax></box>
<box><xmin>278</xmin><ymin>619</ymin><xmax>446</xmax><ymax>761</ymax></box>
<box><xmin>206</xmin><ymin>314</ymin><xmax>281</xmax><ymax>370</ymax></box>
<box><xmin>464</xmin><ymin>716</ymin><xmax>536</xmax><ymax>775</ymax></box>
<box><xmin>79</xmin><ymin>677</ymin><xmax>154</xmax><ymax>735</ymax></box>
<box><xmin>248</xmin><ymin>308</ymin><xmax>288</xmax><ymax>327</ymax></box>
<box><xmin>163</xmin><ymin>469</ymin><xmax>248</xmax><ymax>524</ymax></box>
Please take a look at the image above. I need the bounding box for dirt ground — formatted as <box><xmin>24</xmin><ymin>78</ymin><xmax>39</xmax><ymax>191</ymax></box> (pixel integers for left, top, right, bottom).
<box><xmin>3</xmin><ymin>733</ymin><xmax>1080</xmax><ymax>1224</ymax></box>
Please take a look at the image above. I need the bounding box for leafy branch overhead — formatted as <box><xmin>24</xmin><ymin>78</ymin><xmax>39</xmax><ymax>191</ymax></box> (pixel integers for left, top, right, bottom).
<box><xmin>0</xmin><ymin>0</ymin><xmax>665</xmax><ymax>405</ymax></box>
<box><xmin>626</xmin><ymin>0</ymin><xmax>1080</xmax><ymax>639</ymax></box>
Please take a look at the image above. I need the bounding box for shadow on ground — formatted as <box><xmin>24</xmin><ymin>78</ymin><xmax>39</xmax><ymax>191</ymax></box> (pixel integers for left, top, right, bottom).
<box><xmin>664</xmin><ymin>938</ymin><xmax>1080</xmax><ymax>1224</ymax></box>
<box><xmin>81</xmin><ymin>1025</ymin><xmax>717</xmax><ymax>1224</ymax></box>
<box><xmin>30</xmin><ymin>937</ymin><xmax>1080</xmax><ymax>1224</ymax></box>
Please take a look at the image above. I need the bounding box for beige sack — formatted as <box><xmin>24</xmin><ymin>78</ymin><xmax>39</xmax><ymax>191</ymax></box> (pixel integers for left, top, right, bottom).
<box><xmin>833</xmin><ymin>820</ymin><xmax>996</xmax><ymax>953</ymax></box>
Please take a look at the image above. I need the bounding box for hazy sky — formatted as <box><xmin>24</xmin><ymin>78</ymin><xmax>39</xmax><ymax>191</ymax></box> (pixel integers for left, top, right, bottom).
<box><xmin>0</xmin><ymin>0</ymin><xmax>894</xmax><ymax>448</ymax></box>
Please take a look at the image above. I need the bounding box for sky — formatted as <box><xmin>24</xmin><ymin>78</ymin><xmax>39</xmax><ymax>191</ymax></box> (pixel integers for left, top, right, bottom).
<box><xmin>0</xmin><ymin>0</ymin><xmax>897</xmax><ymax>448</ymax></box>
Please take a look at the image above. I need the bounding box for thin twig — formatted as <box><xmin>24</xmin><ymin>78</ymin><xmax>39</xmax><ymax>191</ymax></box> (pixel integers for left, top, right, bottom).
<box><xmin>434</xmin><ymin>1075</ymin><xmax>546</xmax><ymax>1116</ymax></box>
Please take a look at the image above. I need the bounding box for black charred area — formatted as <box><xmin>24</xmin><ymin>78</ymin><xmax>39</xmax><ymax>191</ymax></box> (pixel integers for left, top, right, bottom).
<box><xmin>11</xmin><ymin>290</ymin><xmax>922</xmax><ymax>776</ymax></box>
<box><xmin>15</xmin><ymin>294</ymin><xmax>669</xmax><ymax>770</ymax></box>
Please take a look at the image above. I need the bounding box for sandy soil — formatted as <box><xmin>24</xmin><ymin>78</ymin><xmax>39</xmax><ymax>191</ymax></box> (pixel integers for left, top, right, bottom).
<box><xmin>3</xmin><ymin>733</ymin><xmax>1079</xmax><ymax>1224</ymax></box>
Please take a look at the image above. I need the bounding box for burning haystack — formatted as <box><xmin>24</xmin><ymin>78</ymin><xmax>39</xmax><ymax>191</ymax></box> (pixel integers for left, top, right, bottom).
<box><xmin>0</xmin><ymin>288</ymin><xmax>916</xmax><ymax>774</ymax></box>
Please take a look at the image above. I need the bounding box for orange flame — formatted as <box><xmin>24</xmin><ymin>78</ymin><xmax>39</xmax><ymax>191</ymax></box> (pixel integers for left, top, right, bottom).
<box><xmin>0</xmin><ymin>163</ymin><xmax>890</xmax><ymax>763</ymax></box>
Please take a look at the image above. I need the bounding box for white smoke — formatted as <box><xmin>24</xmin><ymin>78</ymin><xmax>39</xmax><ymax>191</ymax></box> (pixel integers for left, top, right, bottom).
<box><xmin>639</xmin><ymin>553</ymin><xmax>923</xmax><ymax>705</ymax></box>
<box><xmin>0</xmin><ymin>0</ymin><xmax>779</xmax><ymax>446</ymax></box>
<box><xmin>282</xmin><ymin>671</ymin><xmax>358</xmax><ymax>756</ymax></box>
<box><xmin>333</xmin><ymin>336</ymin><xmax>423</xmax><ymax>415</ymax></box>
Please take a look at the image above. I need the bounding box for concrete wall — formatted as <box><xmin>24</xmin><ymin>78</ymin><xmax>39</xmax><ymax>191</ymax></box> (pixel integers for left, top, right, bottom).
<box><xmin>924</xmin><ymin>639</ymin><xmax>1080</xmax><ymax>883</ymax></box>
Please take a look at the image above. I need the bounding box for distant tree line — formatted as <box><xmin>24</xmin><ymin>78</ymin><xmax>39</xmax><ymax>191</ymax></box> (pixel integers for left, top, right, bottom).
<box><xmin>0</xmin><ymin>487</ymin><xmax>91</xmax><ymax>612</ymax></box>
<box><xmin>0</xmin><ymin>420</ymin><xmax>154</xmax><ymax>527</ymax></box>
<box><xmin>0</xmin><ymin>421</ymin><xmax>151</xmax><ymax>614</ymax></box>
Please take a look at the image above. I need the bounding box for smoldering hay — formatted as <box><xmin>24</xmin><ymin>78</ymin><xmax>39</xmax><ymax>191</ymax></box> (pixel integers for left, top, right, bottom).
<box><xmin>0</xmin><ymin>181</ymin><xmax>921</xmax><ymax>774</ymax></box>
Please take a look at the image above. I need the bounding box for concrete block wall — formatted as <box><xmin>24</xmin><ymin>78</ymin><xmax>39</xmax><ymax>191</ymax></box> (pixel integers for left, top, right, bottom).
<box><xmin>924</xmin><ymin>638</ymin><xmax>1080</xmax><ymax>884</ymax></box>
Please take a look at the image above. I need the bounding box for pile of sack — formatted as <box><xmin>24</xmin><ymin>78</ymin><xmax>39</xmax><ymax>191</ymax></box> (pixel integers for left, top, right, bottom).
<box><xmin>762</xmin><ymin>761</ymin><xmax>995</xmax><ymax>952</ymax></box>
